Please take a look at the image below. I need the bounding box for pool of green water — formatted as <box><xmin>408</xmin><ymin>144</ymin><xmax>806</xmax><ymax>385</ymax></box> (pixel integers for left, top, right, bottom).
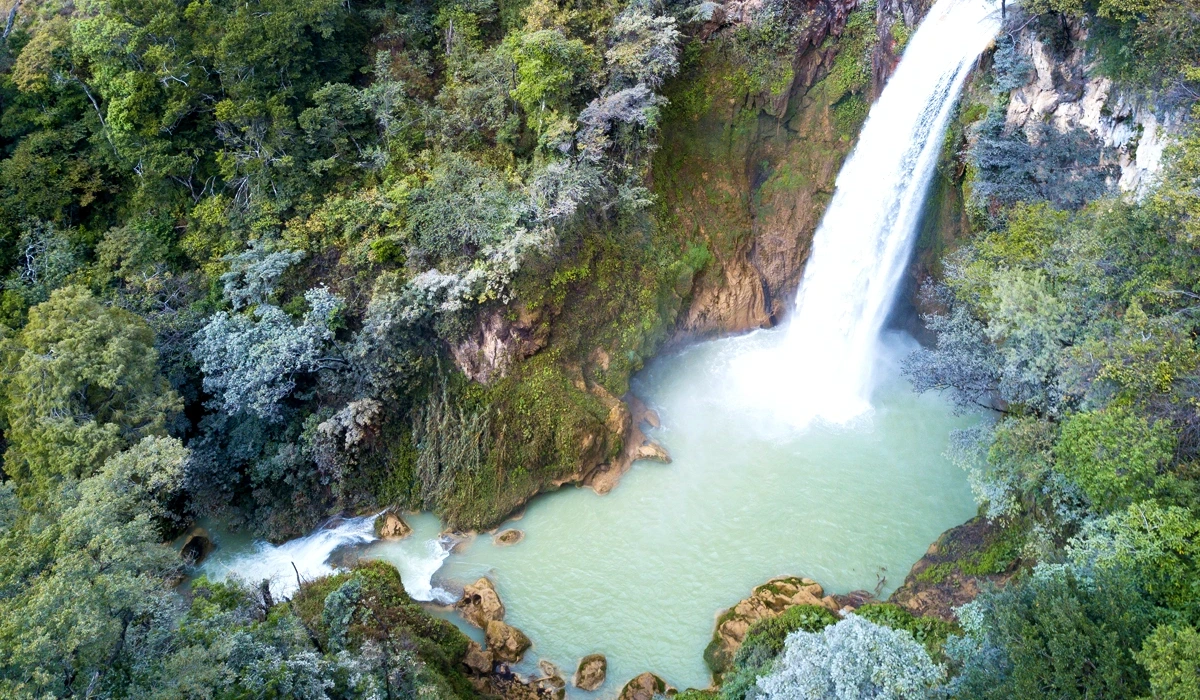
<box><xmin>364</xmin><ymin>329</ymin><xmax>979</xmax><ymax>693</ymax></box>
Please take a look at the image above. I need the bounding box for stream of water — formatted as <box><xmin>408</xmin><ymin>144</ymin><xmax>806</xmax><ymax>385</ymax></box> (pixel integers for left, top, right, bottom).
<box><xmin>198</xmin><ymin>0</ymin><xmax>1003</xmax><ymax>692</ymax></box>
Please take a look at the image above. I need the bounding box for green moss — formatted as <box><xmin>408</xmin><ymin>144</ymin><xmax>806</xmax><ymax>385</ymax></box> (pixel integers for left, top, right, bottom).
<box><xmin>914</xmin><ymin>521</ymin><xmax>1025</xmax><ymax>585</ymax></box>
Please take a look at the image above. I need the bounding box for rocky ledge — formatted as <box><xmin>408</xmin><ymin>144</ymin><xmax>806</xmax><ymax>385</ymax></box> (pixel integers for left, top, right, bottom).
<box><xmin>704</xmin><ymin>575</ymin><xmax>839</xmax><ymax>676</ymax></box>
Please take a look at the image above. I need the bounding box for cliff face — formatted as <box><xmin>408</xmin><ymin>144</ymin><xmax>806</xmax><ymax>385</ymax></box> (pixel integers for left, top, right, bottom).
<box><xmin>654</xmin><ymin>0</ymin><xmax>933</xmax><ymax>341</ymax></box>
<box><xmin>1002</xmin><ymin>19</ymin><xmax>1184</xmax><ymax>198</ymax></box>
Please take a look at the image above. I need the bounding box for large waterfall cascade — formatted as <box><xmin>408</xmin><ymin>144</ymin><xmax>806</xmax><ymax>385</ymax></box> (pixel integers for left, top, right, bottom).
<box><xmin>198</xmin><ymin>0</ymin><xmax>1002</xmax><ymax>686</ymax></box>
<box><xmin>735</xmin><ymin>0</ymin><xmax>1003</xmax><ymax>428</ymax></box>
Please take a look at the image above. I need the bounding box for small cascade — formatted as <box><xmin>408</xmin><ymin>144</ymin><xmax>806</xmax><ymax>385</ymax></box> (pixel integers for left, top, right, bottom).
<box><xmin>199</xmin><ymin>514</ymin><xmax>378</xmax><ymax>598</ymax></box>
<box><xmin>735</xmin><ymin>0</ymin><xmax>1002</xmax><ymax>428</ymax></box>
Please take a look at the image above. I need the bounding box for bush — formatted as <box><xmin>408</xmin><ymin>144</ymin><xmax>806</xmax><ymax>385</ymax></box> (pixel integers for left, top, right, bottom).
<box><xmin>755</xmin><ymin>615</ymin><xmax>945</xmax><ymax>700</ymax></box>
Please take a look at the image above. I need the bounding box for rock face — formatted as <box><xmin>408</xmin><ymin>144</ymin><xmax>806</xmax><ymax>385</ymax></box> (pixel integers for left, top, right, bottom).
<box><xmin>705</xmin><ymin>576</ymin><xmax>839</xmax><ymax>675</ymax></box>
<box><xmin>1003</xmin><ymin>19</ymin><xmax>1183</xmax><ymax>198</ymax></box>
<box><xmin>457</xmin><ymin>578</ymin><xmax>506</xmax><ymax>629</ymax></box>
<box><xmin>463</xmin><ymin>641</ymin><xmax>493</xmax><ymax>676</ymax></box>
<box><xmin>374</xmin><ymin>511</ymin><xmax>411</xmax><ymax>540</ymax></box>
<box><xmin>618</xmin><ymin>672</ymin><xmax>672</xmax><ymax>700</ymax></box>
<box><xmin>657</xmin><ymin>0</ymin><xmax>930</xmax><ymax>342</ymax></box>
<box><xmin>451</xmin><ymin>304</ymin><xmax>548</xmax><ymax>384</ymax></box>
<box><xmin>494</xmin><ymin>529</ymin><xmax>525</xmax><ymax>546</ymax></box>
<box><xmin>573</xmin><ymin>654</ymin><xmax>607</xmax><ymax>691</ymax></box>
<box><xmin>179</xmin><ymin>527</ymin><xmax>213</xmax><ymax>565</ymax></box>
<box><xmin>485</xmin><ymin>620</ymin><xmax>532</xmax><ymax>664</ymax></box>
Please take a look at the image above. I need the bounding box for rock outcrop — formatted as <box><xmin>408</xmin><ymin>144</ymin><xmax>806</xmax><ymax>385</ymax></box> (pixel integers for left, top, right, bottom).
<box><xmin>1003</xmin><ymin>18</ymin><xmax>1183</xmax><ymax>198</ymax></box>
<box><xmin>705</xmin><ymin>576</ymin><xmax>839</xmax><ymax>675</ymax></box>
<box><xmin>463</xmin><ymin>641</ymin><xmax>494</xmax><ymax>676</ymax></box>
<box><xmin>374</xmin><ymin>511</ymin><xmax>411</xmax><ymax>540</ymax></box>
<box><xmin>573</xmin><ymin>654</ymin><xmax>607</xmax><ymax>691</ymax></box>
<box><xmin>179</xmin><ymin>526</ymin><xmax>214</xmax><ymax>565</ymax></box>
<box><xmin>485</xmin><ymin>620</ymin><xmax>532</xmax><ymax>664</ymax></box>
<box><xmin>659</xmin><ymin>0</ymin><xmax>932</xmax><ymax>341</ymax></box>
<box><xmin>582</xmin><ymin>394</ymin><xmax>670</xmax><ymax>495</ymax></box>
<box><xmin>889</xmin><ymin>516</ymin><xmax>1021</xmax><ymax>621</ymax></box>
<box><xmin>457</xmin><ymin>577</ymin><xmax>506</xmax><ymax>629</ymax></box>
<box><xmin>618</xmin><ymin>672</ymin><xmax>673</xmax><ymax>700</ymax></box>
<box><xmin>451</xmin><ymin>304</ymin><xmax>549</xmax><ymax>384</ymax></box>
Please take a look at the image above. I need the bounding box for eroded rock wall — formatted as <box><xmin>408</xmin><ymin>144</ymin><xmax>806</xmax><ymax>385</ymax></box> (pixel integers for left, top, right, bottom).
<box><xmin>655</xmin><ymin>0</ymin><xmax>934</xmax><ymax>341</ymax></box>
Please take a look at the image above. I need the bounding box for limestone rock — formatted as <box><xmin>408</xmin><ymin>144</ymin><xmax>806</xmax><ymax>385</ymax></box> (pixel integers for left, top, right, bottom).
<box><xmin>451</xmin><ymin>305</ymin><xmax>547</xmax><ymax>384</ymax></box>
<box><xmin>463</xmin><ymin>641</ymin><xmax>493</xmax><ymax>676</ymax></box>
<box><xmin>457</xmin><ymin>578</ymin><xmax>506</xmax><ymax>628</ymax></box>
<box><xmin>618</xmin><ymin>672</ymin><xmax>672</xmax><ymax>700</ymax></box>
<box><xmin>494</xmin><ymin>529</ymin><xmax>525</xmax><ymax>546</ymax></box>
<box><xmin>706</xmin><ymin>576</ymin><xmax>839</xmax><ymax>675</ymax></box>
<box><xmin>180</xmin><ymin>527</ymin><xmax>213</xmax><ymax>565</ymax></box>
<box><xmin>486</xmin><ymin>620</ymin><xmax>531</xmax><ymax>664</ymax></box>
<box><xmin>633</xmin><ymin>440</ymin><xmax>671</xmax><ymax>464</ymax></box>
<box><xmin>374</xmin><ymin>512</ymin><xmax>411</xmax><ymax>540</ymax></box>
<box><xmin>573</xmin><ymin>654</ymin><xmax>607</xmax><ymax>691</ymax></box>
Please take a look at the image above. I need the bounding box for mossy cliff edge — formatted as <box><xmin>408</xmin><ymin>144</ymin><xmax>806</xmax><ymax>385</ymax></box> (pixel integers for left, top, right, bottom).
<box><xmin>430</xmin><ymin>0</ymin><xmax>937</xmax><ymax>531</ymax></box>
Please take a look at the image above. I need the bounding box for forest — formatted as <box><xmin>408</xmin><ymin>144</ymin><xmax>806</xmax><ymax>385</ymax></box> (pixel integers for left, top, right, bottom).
<box><xmin>0</xmin><ymin>0</ymin><xmax>1198</xmax><ymax>697</ymax></box>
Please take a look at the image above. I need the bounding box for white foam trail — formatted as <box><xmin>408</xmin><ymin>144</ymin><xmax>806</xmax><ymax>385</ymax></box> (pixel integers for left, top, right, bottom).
<box><xmin>200</xmin><ymin>515</ymin><xmax>378</xmax><ymax>598</ymax></box>
<box><xmin>733</xmin><ymin>0</ymin><xmax>1001</xmax><ymax>428</ymax></box>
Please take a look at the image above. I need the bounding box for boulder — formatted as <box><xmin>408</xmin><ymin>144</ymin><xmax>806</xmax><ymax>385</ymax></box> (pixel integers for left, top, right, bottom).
<box><xmin>463</xmin><ymin>641</ymin><xmax>493</xmax><ymax>676</ymax></box>
<box><xmin>705</xmin><ymin>576</ymin><xmax>839</xmax><ymax>676</ymax></box>
<box><xmin>618</xmin><ymin>672</ymin><xmax>672</xmax><ymax>700</ymax></box>
<box><xmin>374</xmin><ymin>512</ymin><xmax>412</xmax><ymax>540</ymax></box>
<box><xmin>486</xmin><ymin>620</ymin><xmax>532</xmax><ymax>664</ymax></box>
<box><xmin>573</xmin><ymin>654</ymin><xmax>607</xmax><ymax>691</ymax></box>
<box><xmin>457</xmin><ymin>578</ymin><xmax>506</xmax><ymax>628</ymax></box>
<box><xmin>180</xmin><ymin>527</ymin><xmax>214</xmax><ymax>565</ymax></box>
<box><xmin>494</xmin><ymin>529</ymin><xmax>525</xmax><ymax>546</ymax></box>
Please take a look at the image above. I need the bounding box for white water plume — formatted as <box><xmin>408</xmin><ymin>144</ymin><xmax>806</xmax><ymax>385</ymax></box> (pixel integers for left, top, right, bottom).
<box><xmin>734</xmin><ymin>0</ymin><xmax>1001</xmax><ymax>428</ymax></box>
<box><xmin>199</xmin><ymin>514</ymin><xmax>378</xmax><ymax>599</ymax></box>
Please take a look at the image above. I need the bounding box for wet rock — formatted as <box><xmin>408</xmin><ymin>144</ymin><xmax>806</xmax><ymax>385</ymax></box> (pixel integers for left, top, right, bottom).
<box><xmin>180</xmin><ymin>527</ymin><xmax>213</xmax><ymax>565</ymax></box>
<box><xmin>618</xmin><ymin>672</ymin><xmax>673</xmax><ymax>700</ymax></box>
<box><xmin>634</xmin><ymin>440</ymin><xmax>671</xmax><ymax>464</ymax></box>
<box><xmin>494</xmin><ymin>529</ymin><xmax>525</xmax><ymax>546</ymax></box>
<box><xmin>486</xmin><ymin>620</ymin><xmax>532</xmax><ymax>664</ymax></box>
<box><xmin>573</xmin><ymin>654</ymin><xmax>607</xmax><ymax>691</ymax></box>
<box><xmin>705</xmin><ymin>576</ymin><xmax>839</xmax><ymax>675</ymax></box>
<box><xmin>463</xmin><ymin>641</ymin><xmax>493</xmax><ymax>676</ymax></box>
<box><xmin>374</xmin><ymin>511</ymin><xmax>412</xmax><ymax>540</ymax></box>
<box><xmin>457</xmin><ymin>577</ymin><xmax>506</xmax><ymax>628</ymax></box>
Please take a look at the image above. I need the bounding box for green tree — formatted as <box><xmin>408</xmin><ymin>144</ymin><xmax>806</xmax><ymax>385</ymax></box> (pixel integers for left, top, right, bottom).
<box><xmin>1</xmin><ymin>286</ymin><xmax>181</xmax><ymax>490</ymax></box>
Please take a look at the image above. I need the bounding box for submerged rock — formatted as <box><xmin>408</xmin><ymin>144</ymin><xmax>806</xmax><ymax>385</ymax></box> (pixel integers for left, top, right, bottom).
<box><xmin>573</xmin><ymin>654</ymin><xmax>607</xmax><ymax>691</ymax></box>
<box><xmin>486</xmin><ymin>620</ymin><xmax>532</xmax><ymax>663</ymax></box>
<box><xmin>457</xmin><ymin>577</ymin><xmax>506</xmax><ymax>628</ymax></box>
<box><xmin>618</xmin><ymin>672</ymin><xmax>673</xmax><ymax>700</ymax></box>
<box><xmin>374</xmin><ymin>511</ymin><xmax>411</xmax><ymax>540</ymax></box>
<box><xmin>705</xmin><ymin>576</ymin><xmax>839</xmax><ymax>676</ymax></box>
<box><xmin>494</xmin><ymin>529</ymin><xmax>525</xmax><ymax>546</ymax></box>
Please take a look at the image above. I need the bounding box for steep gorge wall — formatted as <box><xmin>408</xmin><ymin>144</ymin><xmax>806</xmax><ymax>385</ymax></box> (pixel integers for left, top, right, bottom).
<box><xmin>656</xmin><ymin>0</ymin><xmax>934</xmax><ymax>340</ymax></box>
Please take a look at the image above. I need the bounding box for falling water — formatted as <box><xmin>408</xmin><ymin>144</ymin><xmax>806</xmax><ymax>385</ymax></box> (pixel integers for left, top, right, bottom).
<box><xmin>735</xmin><ymin>0</ymin><xmax>1002</xmax><ymax>428</ymax></box>
<box><xmin>198</xmin><ymin>514</ymin><xmax>379</xmax><ymax>598</ymax></box>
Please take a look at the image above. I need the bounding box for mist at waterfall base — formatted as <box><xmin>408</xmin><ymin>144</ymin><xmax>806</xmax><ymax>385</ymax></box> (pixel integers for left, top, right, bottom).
<box><xmin>197</xmin><ymin>0</ymin><xmax>1001</xmax><ymax>691</ymax></box>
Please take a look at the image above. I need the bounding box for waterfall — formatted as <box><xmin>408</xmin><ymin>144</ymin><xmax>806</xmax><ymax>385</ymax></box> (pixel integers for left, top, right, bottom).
<box><xmin>735</xmin><ymin>0</ymin><xmax>1001</xmax><ymax>428</ymax></box>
